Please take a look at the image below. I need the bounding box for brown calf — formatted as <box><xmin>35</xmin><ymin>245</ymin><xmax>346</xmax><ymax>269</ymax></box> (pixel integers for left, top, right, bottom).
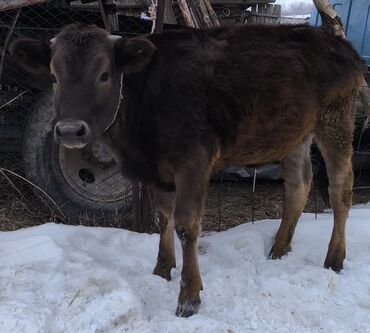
<box><xmin>10</xmin><ymin>22</ymin><xmax>364</xmax><ymax>317</ymax></box>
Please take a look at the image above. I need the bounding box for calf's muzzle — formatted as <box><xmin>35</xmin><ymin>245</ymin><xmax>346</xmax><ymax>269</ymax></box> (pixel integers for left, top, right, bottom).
<box><xmin>54</xmin><ymin>120</ymin><xmax>92</xmax><ymax>149</ymax></box>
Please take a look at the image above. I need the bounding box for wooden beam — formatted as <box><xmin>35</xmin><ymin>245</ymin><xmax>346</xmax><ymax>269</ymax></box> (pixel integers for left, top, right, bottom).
<box><xmin>312</xmin><ymin>0</ymin><xmax>338</xmax><ymax>19</ymax></box>
<box><xmin>154</xmin><ymin>0</ymin><xmax>166</xmax><ymax>32</ymax></box>
<box><xmin>312</xmin><ymin>0</ymin><xmax>345</xmax><ymax>38</ymax></box>
<box><xmin>204</xmin><ymin>0</ymin><xmax>220</xmax><ymax>26</ymax></box>
<box><xmin>0</xmin><ymin>0</ymin><xmax>47</xmax><ymax>11</ymax></box>
<box><xmin>164</xmin><ymin>0</ymin><xmax>177</xmax><ymax>24</ymax></box>
<box><xmin>178</xmin><ymin>0</ymin><xmax>195</xmax><ymax>27</ymax></box>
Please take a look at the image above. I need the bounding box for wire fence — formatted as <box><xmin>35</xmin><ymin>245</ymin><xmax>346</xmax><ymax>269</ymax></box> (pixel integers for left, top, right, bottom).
<box><xmin>0</xmin><ymin>1</ymin><xmax>369</xmax><ymax>233</ymax></box>
<box><xmin>0</xmin><ymin>0</ymin><xmax>261</xmax><ymax>232</ymax></box>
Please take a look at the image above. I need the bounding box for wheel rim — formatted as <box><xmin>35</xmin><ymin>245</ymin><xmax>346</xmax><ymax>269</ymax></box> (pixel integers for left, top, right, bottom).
<box><xmin>58</xmin><ymin>141</ymin><xmax>131</xmax><ymax>203</ymax></box>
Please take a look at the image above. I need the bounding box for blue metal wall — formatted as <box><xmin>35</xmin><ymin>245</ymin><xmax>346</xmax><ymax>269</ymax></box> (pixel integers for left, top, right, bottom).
<box><xmin>310</xmin><ymin>0</ymin><xmax>370</xmax><ymax>66</ymax></box>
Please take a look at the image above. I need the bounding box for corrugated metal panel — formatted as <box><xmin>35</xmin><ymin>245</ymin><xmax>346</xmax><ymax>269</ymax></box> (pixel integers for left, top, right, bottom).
<box><xmin>358</xmin><ymin>2</ymin><xmax>370</xmax><ymax>65</ymax></box>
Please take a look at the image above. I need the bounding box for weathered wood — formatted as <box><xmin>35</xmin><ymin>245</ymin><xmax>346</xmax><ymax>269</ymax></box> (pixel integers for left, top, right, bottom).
<box><xmin>0</xmin><ymin>0</ymin><xmax>46</xmax><ymax>11</ymax></box>
<box><xmin>272</xmin><ymin>4</ymin><xmax>281</xmax><ymax>24</ymax></box>
<box><xmin>312</xmin><ymin>0</ymin><xmax>345</xmax><ymax>38</ymax></box>
<box><xmin>183</xmin><ymin>0</ymin><xmax>219</xmax><ymax>28</ymax></box>
<box><xmin>188</xmin><ymin>0</ymin><xmax>204</xmax><ymax>27</ymax></box>
<box><xmin>210</xmin><ymin>0</ymin><xmax>274</xmax><ymax>4</ymax></box>
<box><xmin>313</xmin><ymin>0</ymin><xmax>339</xmax><ymax>20</ymax></box>
<box><xmin>258</xmin><ymin>4</ymin><xmax>265</xmax><ymax>24</ymax></box>
<box><xmin>204</xmin><ymin>0</ymin><xmax>220</xmax><ymax>26</ymax></box>
<box><xmin>178</xmin><ymin>0</ymin><xmax>195</xmax><ymax>27</ymax></box>
<box><xmin>265</xmin><ymin>4</ymin><xmax>273</xmax><ymax>24</ymax></box>
<box><xmin>105</xmin><ymin>0</ymin><xmax>120</xmax><ymax>32</ymax></box>
<box><xmin>190</xmin><ymin>7</ymin><xmax>201</xmax><ymax>28</ymax></box>
<box><xmin>248</xmin><ymin>4</ymin><xmax>280</xmax><ymax>25</ymax></box>
<box><xmin>198</xmin><ymin>0</ymin><xmax>213</xmax><ymax>27</ymax></box>
<box><xmin>154</xmin><ymin>0</ymin><xmax>166</xmax><ymax>32</ymax></box>
<box><xmin>164</xmin><ymin>0</ymin><xmax>177</xmax><ymax>24</ymax></box>
<box><xmin>250</xmin><ymin>4</ymin><xmax>257</xmax><ymax>23</ymax></box>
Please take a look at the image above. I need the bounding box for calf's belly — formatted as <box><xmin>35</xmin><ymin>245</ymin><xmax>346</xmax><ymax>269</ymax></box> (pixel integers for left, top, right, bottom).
<box><xmin>215</xmin><ymin>126</ymin><xmax>314</xmax><ymax>168</ymax></box>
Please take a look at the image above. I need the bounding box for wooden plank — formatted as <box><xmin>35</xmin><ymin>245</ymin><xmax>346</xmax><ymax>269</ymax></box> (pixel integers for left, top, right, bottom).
<box><xmin>164</xmin><ymin>0</ymin><xmax>177</xmax><ymax>24</ymax></box>
<box><xmin>250</xmin><ymin>4</ymin><xmax>256</xmax><ymax>23</ymax></box>
<box><xmin>197</xmin><ymin>0</ymin><xmax>210</xmax><ymax>27</ymax></box>
<box><xmin>154</xmin><ymin>0</ymin><xmax>166</xmax><ymax>32</ymax></box>
<box><xmin>204</xmin><ymin>0</ymin><xmax>220</xmax><ymax>26</ymax></box>
<box><xmin>210</xmin><ymin>0</ymin><xmax>275</xmax><ymax>4</ymax></box>
<box><xmin>248</xmin><ymin>3</ymin><xmax>281</xmax><ymax>25</ymax></box>
<box><xmin>266</xmin><ymin>4</ymin><xmax>273</xmax><ymax>24</ymax></box>
<box><xmin>272</xmin><ymin>4</ymin><xmax>281</xmax><ymax>24</ymax></box>
<box><xmin>0</xmin><ymin>0</ymin><xmax>47</xmax><ymax>11</ymax></box>
<box><xmin>178</xmin><ymin>0</ymin><xmax>195</xmax><ymax>27</ymax></box>
<box><xmin>187</xmin><ymin>0</ymin><xmax>202</xmax><ymax>28</ymax></box>
<box><xmin>257</xmin><ymin>4</ymin><xmax>266</xmax><ymax>24</ymax></box>
<box><xmin>312</xmin><ymin>0</ymin><xmax>345</xmax><ymax>38</ymax></box>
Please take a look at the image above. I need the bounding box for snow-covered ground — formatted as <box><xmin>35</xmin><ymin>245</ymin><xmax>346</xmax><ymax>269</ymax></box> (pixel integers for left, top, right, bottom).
<box><xmin>1</xmin><ymin>205</ymin><xmax>370</xmax><ymax>333</ymax></box>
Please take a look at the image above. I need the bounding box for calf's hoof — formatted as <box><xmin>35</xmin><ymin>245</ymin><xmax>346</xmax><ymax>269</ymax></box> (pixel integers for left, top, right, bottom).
<box><xmin>153</xmin><ymin>262</ymin><xmax>175</xmax><ymax>281</ymax></box>
<box><xmin>269</xmin><ymin>244</ymin><xmax>291</xmax><ymax>260</ymax></box>
<box><xmin>176</xmin><ymin>286</ymin><xmax>201</xmax><ymax>317</ymax></box>
<box><xmin>175</xmin><ymin>299</ymin><xmax>200</xmax><ymax>318</ymax></box>
<box><xmin>324</xmin><ymin>248</ymin><xmax>345</xmax><ymax>273</ymax></box>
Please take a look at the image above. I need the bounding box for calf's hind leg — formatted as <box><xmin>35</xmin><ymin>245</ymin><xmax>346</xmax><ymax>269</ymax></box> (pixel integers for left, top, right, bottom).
<box><xmin>315</xmin><ymin>95</ymin><xmax>356</xmax><ymax>272</ymax></box>
<box><xmin>270</xmin><ymin>135</ymin><xmax>313</xmax><ymax>259</ymax></box>
<box><xmin>318</xmin><ymin>147</ymin><xmax>353</xmax><ymax>272</ymax></box>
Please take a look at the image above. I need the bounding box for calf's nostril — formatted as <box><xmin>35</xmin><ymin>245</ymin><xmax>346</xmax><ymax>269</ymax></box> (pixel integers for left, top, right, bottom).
<box><xmin>76</xmin><ymin>125</ymin><xmax>86</xmax><ymax>137</ymax></box>
<box><xmin>55</xmin><ymin>125</ymin><xmax>62</xmax><ymax>138</ymax></box>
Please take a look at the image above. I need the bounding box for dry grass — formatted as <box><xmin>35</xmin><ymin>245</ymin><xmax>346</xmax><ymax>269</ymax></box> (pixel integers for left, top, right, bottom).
<box><xmin>1</xmin><ymin>174</ymin><xmax>370</xmax><ymax>232</ymax></box>
<box><xmin>203</xmin><ymin>180</ymin><xmax>327</xmax><ymax>231</ymax></box>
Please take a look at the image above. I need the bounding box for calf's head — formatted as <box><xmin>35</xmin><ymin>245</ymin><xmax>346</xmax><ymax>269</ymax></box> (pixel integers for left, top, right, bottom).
<box><xmin>10</xmin><ymin>24</ymin><xmax>156</xmax><ymax>148</ymax></box>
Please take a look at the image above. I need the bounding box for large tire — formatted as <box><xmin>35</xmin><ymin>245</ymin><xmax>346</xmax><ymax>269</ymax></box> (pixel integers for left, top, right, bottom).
<box><xmin>22</xmin><ymin>91</ymin><xmax>132</xmax><ymax>226</ymax></box>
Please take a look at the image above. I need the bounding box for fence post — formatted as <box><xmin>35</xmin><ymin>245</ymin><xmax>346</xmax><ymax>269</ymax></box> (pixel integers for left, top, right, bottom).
<box><xmin>154</xmin><ymin>0</ymin><xmax>166</xmax><ymax>33</ymax></box>
<box><xmin>164</xmin><ymin>0</ymin><xmax>177</xmax><ymax>25</ymax></box>
<box><xmin>272</xmin><ymin>5</ymin><xmax>281</xmax><ymax>24</ymax></box>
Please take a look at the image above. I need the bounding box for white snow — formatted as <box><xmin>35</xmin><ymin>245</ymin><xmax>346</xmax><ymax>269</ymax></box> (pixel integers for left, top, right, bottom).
<box><xmin>1</xmin><ymin>205</ymin><xmax>370</xmax><ymax>333</ymax></box>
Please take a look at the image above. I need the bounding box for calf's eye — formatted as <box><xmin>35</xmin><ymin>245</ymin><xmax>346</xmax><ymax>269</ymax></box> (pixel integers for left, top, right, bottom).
<box><xmin>99</xmin><ymin>72</ymin><xmax>110</xmax><ymax>82</ymax></box>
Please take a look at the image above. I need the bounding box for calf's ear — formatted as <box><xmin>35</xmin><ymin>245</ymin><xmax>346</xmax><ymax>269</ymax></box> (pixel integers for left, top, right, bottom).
<box><xmin>114</xmin><ymin>37</ymin><xmax>156</xmax><ymax>74</ymax></box>
<box><xmin>9</xmin><ymin>38</ymin><xmax>51</xmax><ymax>77</ymax></box>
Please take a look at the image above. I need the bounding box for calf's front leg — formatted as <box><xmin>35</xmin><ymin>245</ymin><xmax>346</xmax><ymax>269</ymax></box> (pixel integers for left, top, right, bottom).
<box><xmin>175</xmin><ymin>211</ymin><xmax>202</xmax><ymax>318</ymax></box>
<box><xmin>153</xmin><ymin>211</ymin><xmax>176</xmax><ymax>280</ymax></box>
<box><xmin>173</xmin><ymin>162</ymin><xmax>210</xmax><ymax>317</ymax></box>
<box><xmin>152</xmin><ymin>189</ymin><xmax>176</xmax><ymax>281</ymax></box>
